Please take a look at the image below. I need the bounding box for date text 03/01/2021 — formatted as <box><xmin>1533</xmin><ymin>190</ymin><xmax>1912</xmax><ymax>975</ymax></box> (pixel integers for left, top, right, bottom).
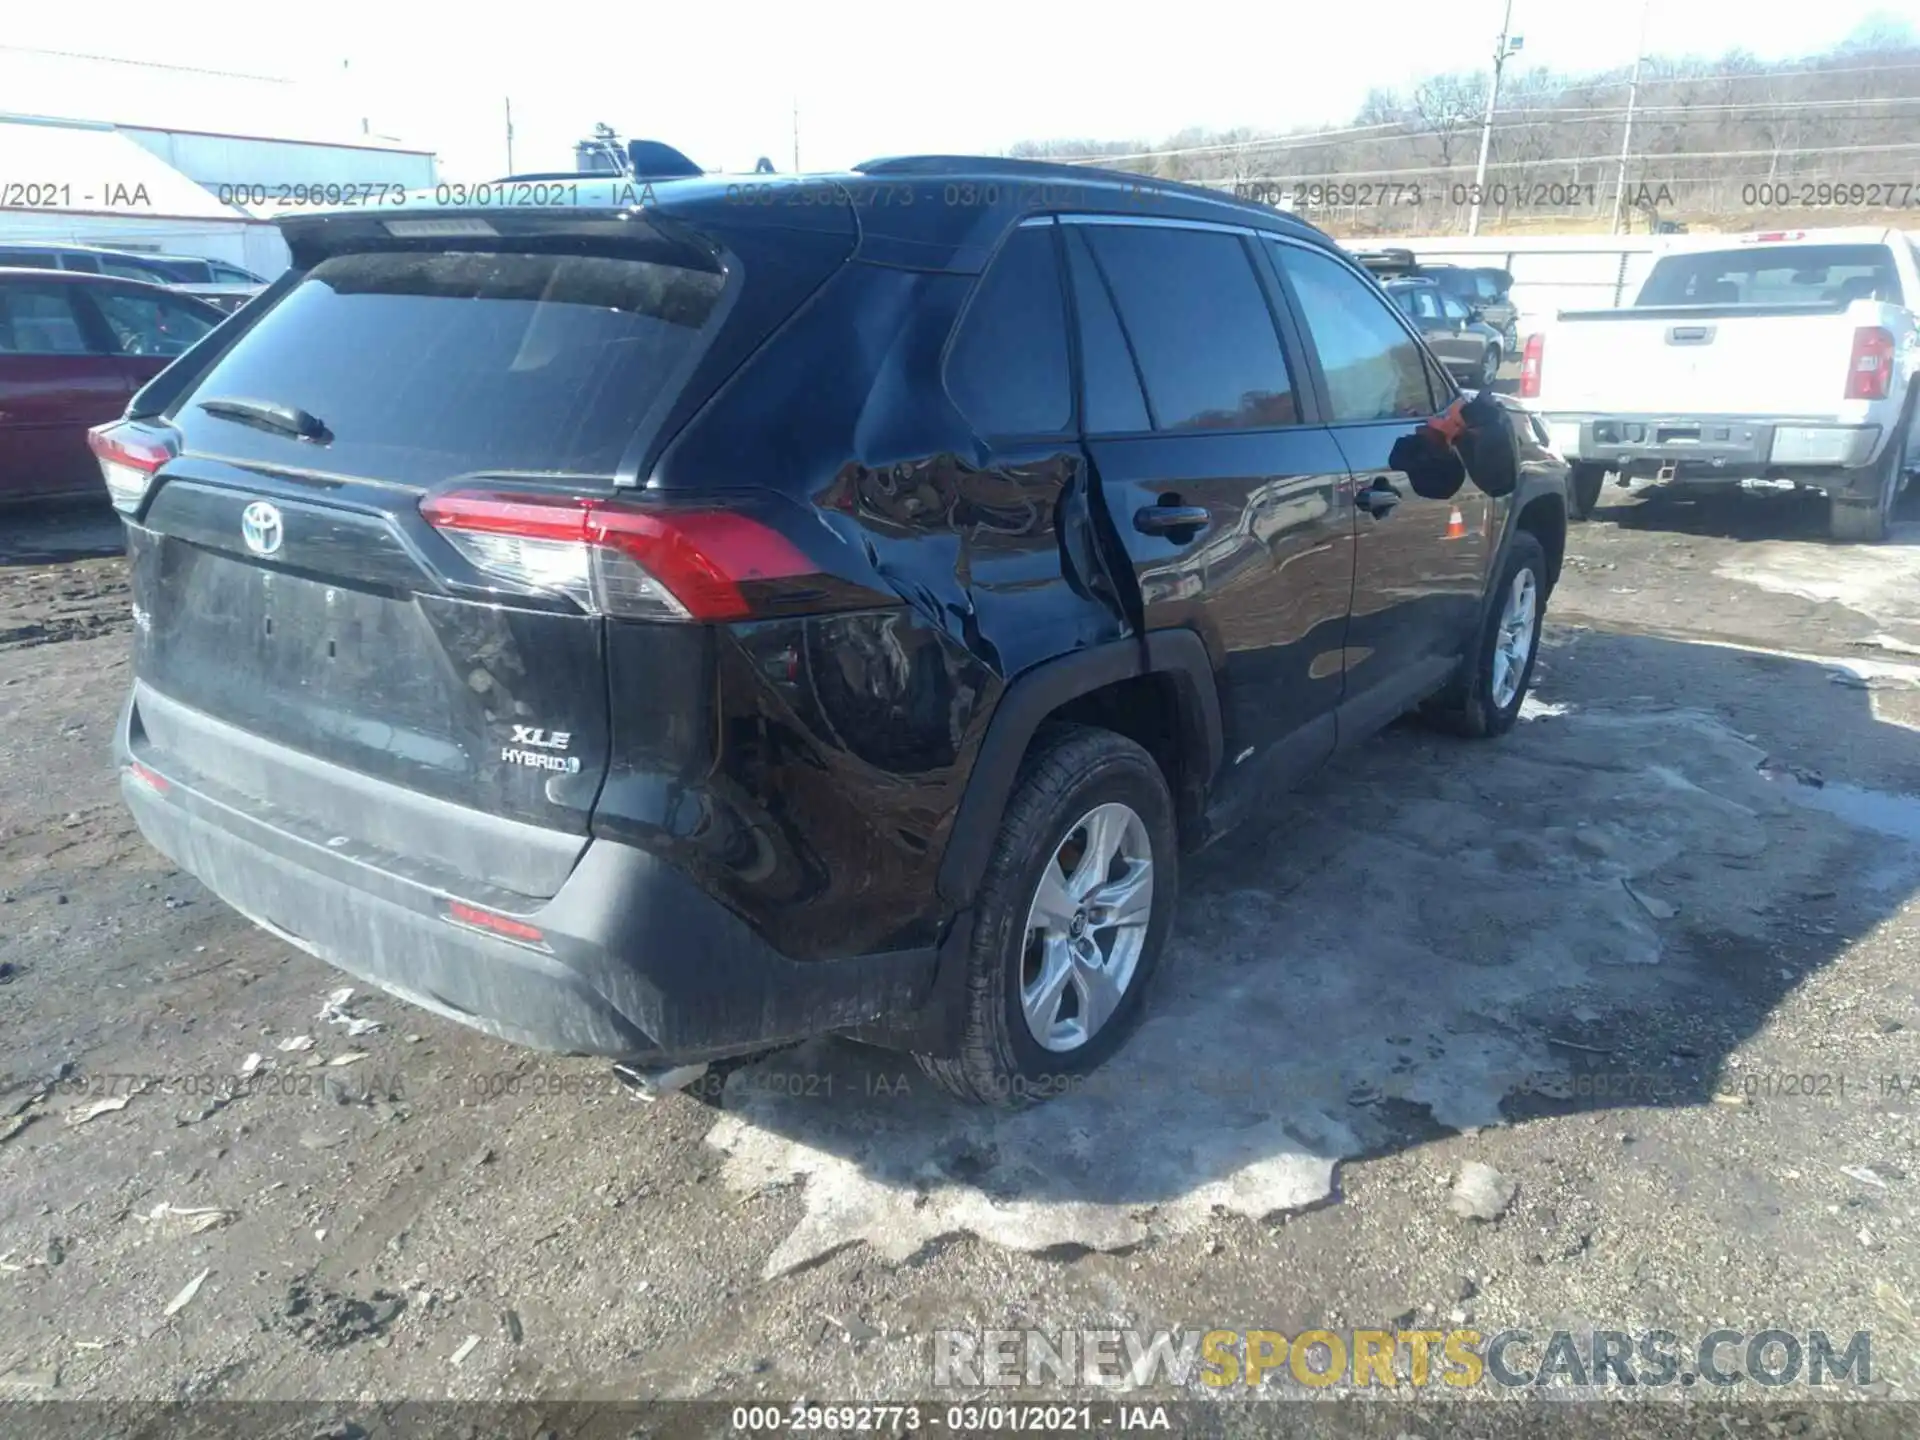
<box><xmin>729</xmin><ymin>1404</ymin><xmax>1171</xmax><ymax>1433</ymax></box>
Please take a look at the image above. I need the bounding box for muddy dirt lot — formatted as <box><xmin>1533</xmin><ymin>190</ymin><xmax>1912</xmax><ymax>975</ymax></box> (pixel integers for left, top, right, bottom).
<box><xmin>1</xmin><ymin>487</ymin><xmax>1917</xmax><ymax>1414</ymax></box>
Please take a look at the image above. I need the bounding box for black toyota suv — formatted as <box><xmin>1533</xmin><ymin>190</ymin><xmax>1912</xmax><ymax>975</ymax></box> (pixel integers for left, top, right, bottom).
<box><xmin>99</xmin><ymin>157</ymin><xmax>1568</xmax><ymax>1104</ymax></box>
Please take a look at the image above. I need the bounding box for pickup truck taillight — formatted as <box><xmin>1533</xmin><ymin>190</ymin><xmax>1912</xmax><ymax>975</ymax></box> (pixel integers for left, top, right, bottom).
<box><xmin>1846</xmin><ymin>327</ymin><xmax>1895</xmax><ymax>401</ymax></box>
<box><xmin>1519</xmin><ymin>333</ymin><xmax>1544</xmax><ymax>399</ymax></box>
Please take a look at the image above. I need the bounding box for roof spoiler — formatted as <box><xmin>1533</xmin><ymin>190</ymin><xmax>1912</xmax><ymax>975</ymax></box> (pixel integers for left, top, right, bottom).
<box><xmin>626</xmin><ymin>140</ymin><xmax>702</xmax><ymax>179</ymax></box>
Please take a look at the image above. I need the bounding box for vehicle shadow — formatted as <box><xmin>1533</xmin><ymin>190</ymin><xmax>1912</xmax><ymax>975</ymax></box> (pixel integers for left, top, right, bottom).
<box><xmin>0</xmin><ymin>499</ymin><xmax>125</xmax><ymax>568</ymax></box>
<box><xmin>1593</xmin><ymin>478</ymin><xmax>1920</xmax><ymax>545</ymax></box>
<box><xmin>702</xmin><ymin>625</ymin><xmax>1920</xmax><ymax>1275</ymax></box>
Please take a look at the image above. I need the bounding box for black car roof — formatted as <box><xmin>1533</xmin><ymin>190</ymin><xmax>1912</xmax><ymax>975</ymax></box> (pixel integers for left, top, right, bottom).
<box><xmin>281</xmin><ymin>153</ymin><xmax>1344</xmax><ymax>278</ymax></box>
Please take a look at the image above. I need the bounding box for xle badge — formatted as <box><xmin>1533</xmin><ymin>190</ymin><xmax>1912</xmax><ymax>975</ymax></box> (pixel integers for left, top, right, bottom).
<box><xmin>501</xmin><ymin>726</ymin><xmax>581</xmax><ymax>774</ymax></box>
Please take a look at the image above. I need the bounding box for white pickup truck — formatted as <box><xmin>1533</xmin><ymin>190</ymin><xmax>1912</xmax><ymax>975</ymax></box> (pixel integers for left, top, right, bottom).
<box><xmin>1522</xmin><ymin>228</ymin><xmax>1920</xmax><ymax>541</ymax></box>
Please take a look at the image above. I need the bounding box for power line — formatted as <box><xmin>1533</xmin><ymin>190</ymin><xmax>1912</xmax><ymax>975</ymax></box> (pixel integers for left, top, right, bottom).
<box><xmin>1061</xmin><ymin>99</ymin><xmax>1920</xmax><ymax>175</ymax></box>
<box><xmin>1043</xmin><ymin>59</ymin><xmax>1920</xmax><ymax>167</ymax></box>
<box><xmin>0</xmin><ymin>43</ymin><xmax>292</xmax><ymax>84</ymax></box>
<box><xmin>1213</xmin><ymin>138</ymin><xmax>1920</xmax><ymax>186</ymax></box>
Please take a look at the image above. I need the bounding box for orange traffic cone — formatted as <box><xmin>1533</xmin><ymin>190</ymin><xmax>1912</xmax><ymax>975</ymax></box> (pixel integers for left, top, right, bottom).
<box><xmin>1446</xmin><ymin>507</ymin><xmax>1467</xmax><ymax>539</ymax></box>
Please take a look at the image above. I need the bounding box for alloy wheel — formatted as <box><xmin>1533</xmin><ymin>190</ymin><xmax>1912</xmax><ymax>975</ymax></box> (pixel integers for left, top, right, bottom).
<box><xmin>1019</xmin><ymin>802</ymin><xmax>1154</xmax><ymax>1052</ymax></box>
<box><xmin>1489</xmin><ymin>567</ymin><xmax>1538</xmax><ymax>711</ymax></box>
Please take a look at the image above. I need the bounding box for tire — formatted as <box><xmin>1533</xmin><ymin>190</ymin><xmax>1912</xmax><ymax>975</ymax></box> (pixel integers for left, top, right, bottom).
<box><xmin>1478</xmin><ymin>346</ymin><xmax>1501</xmax><ymax>390</ymax></box>
<box><xmin>1828</xmin><ymin>425</ymin><xmax>1908</xmax><ymax>544</ymax></box>
<box><xmin>917</xmin><ymin>725</ymin><xmax>1178</xmax><ymax>1107</ymax></box>
<box><xmin>1568</xmin><ymin>463</ymin><xmax>1606</xmax><ymax>522</ymax></box>
<box><xmin>1423</xmin><ymin>531</ymin><xmax>1549</xmax><ymax>740</ymax></box>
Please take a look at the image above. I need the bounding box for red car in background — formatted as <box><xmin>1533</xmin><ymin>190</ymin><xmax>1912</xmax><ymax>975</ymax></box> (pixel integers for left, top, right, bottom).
<box><xmin>0</xmin><ymin>270</ymin><xmax>223</xmax><ymax>503</ymax></box>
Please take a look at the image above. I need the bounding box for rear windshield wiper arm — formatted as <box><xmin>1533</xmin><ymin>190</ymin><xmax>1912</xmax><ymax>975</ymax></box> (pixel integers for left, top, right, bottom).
<box><xmin>196</xmin><ymin>396</ymin><xmax>332</xmax><ymax>443</ymax></box>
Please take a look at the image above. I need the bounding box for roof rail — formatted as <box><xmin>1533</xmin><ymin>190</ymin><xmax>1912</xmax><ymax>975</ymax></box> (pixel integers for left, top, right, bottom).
<box><xmin>853</xmin><ymin>153</ymin><xmax>1322</xmax><ymax>228</ymax></box>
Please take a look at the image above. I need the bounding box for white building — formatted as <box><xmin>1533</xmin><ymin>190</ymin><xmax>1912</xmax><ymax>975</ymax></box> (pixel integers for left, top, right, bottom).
<box><xmin>0</xmin><ymin>48</ymin><xmax>437</xmax><ymax>278</ymax></box>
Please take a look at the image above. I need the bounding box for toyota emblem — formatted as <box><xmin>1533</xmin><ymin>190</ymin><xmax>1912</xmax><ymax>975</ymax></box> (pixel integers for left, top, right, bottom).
<box><xmin>241</xmin><ymin>501</ymin><xmax>284</xmax><ymax>557</ymax></box>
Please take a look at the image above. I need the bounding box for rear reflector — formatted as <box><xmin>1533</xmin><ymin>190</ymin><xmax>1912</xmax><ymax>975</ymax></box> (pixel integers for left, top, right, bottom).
<box><xmin>88</xmin><ymin>420</ymin><xmax>180</xmax><ymax>514</ymax></box>
<box><xmin>420</xmin><ymin>488</ymin><xmax>817</xmax><ymax>621</ymax></box>
<box><xmin>1846</xmin><ymin>327</ymin><xmax>1895</xmax><ymax>401</ymax></box>
<box><xmin>444</xmin><ymin>899</ymin><xmax>547</xmax><ymax>946</ymax></box>
<box><xmin>1518</xmin><ymin>332</ymin><xmax>1544</xmax><ymax>400</ymax></box>
<box><xmin>125</xmin><ymin>761</ymin><xmax>170</xmax><ymax>794</ymax></box>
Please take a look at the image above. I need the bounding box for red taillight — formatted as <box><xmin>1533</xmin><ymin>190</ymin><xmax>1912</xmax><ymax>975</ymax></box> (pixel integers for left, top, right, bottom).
<box><xmin>1846</xmin><ymin>326</ymin><xmax>1895</xmax><ymax>401</ymax></box>
<box><xmin>444</xmin><ymin>899</ymin><xmax>546</xmax><ymax>945</ymax></box>
<box><xmin>419</xmin><ymin>489</ymin><xmax>818</xmax><ymax>622</ymax></box>
<box><xmin>1519</xmin><ymin>332</ymin><xmax>1544</xmax><ymax>399</ymax></box>
<box><xmin>88</xmin><ymin>420</ymin><xmax>179</xmax><ymax>514</ymax></box>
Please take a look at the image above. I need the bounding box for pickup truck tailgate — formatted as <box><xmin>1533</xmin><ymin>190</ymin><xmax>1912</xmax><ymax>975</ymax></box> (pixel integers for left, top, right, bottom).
<box><xmin>1539</xmin><ymin>306</ymin><xmax>1860</xmax><ymax>416</ymax></box>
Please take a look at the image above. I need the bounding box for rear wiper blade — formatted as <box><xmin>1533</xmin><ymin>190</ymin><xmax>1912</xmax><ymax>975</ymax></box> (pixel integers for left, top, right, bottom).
<box><xmin>196</xmin><ymin>396</ymin><xmax>331</xmax><ymax>443</ymax></box>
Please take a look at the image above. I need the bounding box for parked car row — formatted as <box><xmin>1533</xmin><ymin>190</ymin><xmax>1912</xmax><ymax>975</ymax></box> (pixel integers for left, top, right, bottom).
<box><xmin>0</xmin><ymin>243</ymin><xmax>267</xmax><ymax>313</ymax></box>
<box><xmin>0</xmin><ymin>269</ymin><xmax>225</xmax><ymax>501</ymax></box>
<box><xmin>1353</xmin><ymin>249</ymin><xmax>1520</xmax><ymax>354</ymax></box>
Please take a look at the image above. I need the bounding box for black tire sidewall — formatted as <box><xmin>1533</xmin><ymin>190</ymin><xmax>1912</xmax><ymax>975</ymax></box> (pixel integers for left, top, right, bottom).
<box><xmin>1569</xmin><ymin>464</ymin><xmax>1605</xmax><ymax>520</ymax></box>
<box><xmin>978</xmin><ymin>738</ymin><xmax>1177</xmax><ymax>1098</ymax></box>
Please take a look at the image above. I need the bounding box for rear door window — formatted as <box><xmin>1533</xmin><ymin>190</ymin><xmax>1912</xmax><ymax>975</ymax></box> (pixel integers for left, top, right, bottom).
<box><xmin>60</xmin><ymin>253</ymin><xmax>103</xmax><ymax>274</ymax></box>
<box><xmin>1400</xmin><ymin>287</ymin><xmax>1441</xmax><ymax>321</ymax></box>
<box><xmin>944</xmin><ymin>224</ymin><xmax>1072</xmax><ymax>437</ymax></box>
<box><xmin>88</xmin><ymin>288</ymin><xmax>220</xmax><ymax>358</ymax></box>
<box><xmin>98</xmin><ymin>258</ymin><xmax>164</xmax><ymax>282</ymax></box>
<box><xmin>1273</xmin><ymin>242</ymin><xmax>1438</xmax><ymax>422</ymax></box>
<box><xmin>173</xmin><ymin>248</ymin><xmax>729</xmax><ymax>486</ymax></box>
<box><xmin>1083</xmin><ymin>224</ymin><xmax>1299</xmax><ymax>431</ymax></box>
<box><xmin>0</xmin><ymin>286</ymin><xmax>96</xmax><ymax>354</ymax></box>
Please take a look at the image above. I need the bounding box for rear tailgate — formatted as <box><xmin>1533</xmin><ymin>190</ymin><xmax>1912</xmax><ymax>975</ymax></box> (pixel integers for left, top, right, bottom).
<box><xmin>123</xmin><ymin>194</ymin><xmax>855</xmax><ymax>897</ymax></box>
<box><xmin>1538</xmin><ymin>238</ymin><xmax>1907</xmax><ymax>417</ymax></box>
<box><xmin>1537</xmin><ymin>306</ymin><xmax>1862</xmax><ymax>416</ymax></box>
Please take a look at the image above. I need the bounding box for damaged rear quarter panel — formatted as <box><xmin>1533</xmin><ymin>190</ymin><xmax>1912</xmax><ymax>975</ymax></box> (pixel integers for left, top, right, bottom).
<box><xmin>635</xmin><ymin>259</ymin><xmax>1131</xmax><ymax>958</ymax></box>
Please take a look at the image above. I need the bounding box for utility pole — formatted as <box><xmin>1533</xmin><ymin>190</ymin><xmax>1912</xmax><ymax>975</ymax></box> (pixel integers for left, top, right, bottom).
<box><xmin>504</xmin><ymin>97</ymin><xmax>514</xmax><ymax>175</ymax></box>
<box><xmin>1467</xmin><ymin>0</ymin><xmax>1522</xmax><ymax>236</ymax></box>
<box><xmin>1610</xmin><ymin>0</ymin><xmax>1653</xmax><ymax>234</ymax></box>
<box><xmin>791</xmin><ymin>97</ymin><xmax>800</xmax><ymax>174</ymax></box>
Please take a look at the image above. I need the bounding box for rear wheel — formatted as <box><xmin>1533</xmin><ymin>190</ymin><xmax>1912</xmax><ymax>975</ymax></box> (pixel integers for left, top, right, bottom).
<box><xmin>1568</xmin><ymin>463</ymin><xmax>1606</xmax><ymax>522</ymax></box>
<box><xmin>1423</xmin><ymin>531</ymin><xmax>1548</xmax><ymax>740</ymax></box>
<box><xmin>1478</xmin><ymin>346</ymin><xmax>1501</xmax><ymax>390</ymax></box>
<box><xmin>918</xmin><ymin>726</ymin><xmax>1177</xmax><ymax>1107</ymax></box>
<box><xmin>1828</xmin><ymin>427</ymin><xmax>1907</xmax><ymax>544</ymax></box>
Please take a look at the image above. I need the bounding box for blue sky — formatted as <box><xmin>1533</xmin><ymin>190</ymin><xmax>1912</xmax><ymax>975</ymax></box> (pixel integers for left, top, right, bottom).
<box><xmin>6</xmin><ymin>0</ymin><xmax>1913</xmax><ymax>178</ymax></box>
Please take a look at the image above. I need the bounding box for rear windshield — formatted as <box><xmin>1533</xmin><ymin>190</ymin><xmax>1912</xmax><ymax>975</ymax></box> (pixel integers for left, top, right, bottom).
<box><xmin>1637</xmin><ymin>244</ymin><xmax>1901</xmax><ymax>307</ymax></box>
<box><xmin>175</xmin><ymin>248</ymin><xmax>728</xmax><ymax>485</ymax></box>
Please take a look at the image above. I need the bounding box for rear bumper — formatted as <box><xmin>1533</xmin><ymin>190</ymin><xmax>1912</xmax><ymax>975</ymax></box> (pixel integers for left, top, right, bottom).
<box><xmin>1539</xmin><ymin>412</ymin><xmax>1886</xmax><ymax>489</ymax></box>
<box><xmin>117</xmin><ymin>695</ymin><xmax>940</xmax><ymax>1062</ymax></box>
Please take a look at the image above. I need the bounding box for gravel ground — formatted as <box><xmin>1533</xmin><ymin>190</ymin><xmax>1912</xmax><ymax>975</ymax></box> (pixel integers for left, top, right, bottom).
<box><xmin>0</xmin><ymin>487</ymin><xmax>1916</xmax><ymax>1423</ymax></box>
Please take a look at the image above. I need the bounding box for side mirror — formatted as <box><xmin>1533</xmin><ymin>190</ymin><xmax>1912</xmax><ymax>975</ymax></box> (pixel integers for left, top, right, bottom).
<box><xmin>1392</xmin><ymin>392</ymin><xmax>1521</xmax><ymax>501</ymax></box>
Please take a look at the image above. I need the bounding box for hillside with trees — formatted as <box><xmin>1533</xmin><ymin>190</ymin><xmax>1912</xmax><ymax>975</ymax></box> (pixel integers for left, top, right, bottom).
<box><xmin>1010</xmin><ymin>15</ymin><xmax>1920</xmax><ymax>235</ymax></box>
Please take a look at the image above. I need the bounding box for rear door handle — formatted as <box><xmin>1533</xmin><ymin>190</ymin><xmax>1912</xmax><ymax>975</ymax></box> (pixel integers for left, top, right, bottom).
<box><xmin>1133</xmin><ymin>505</ymin><xmax>1211</xmax><ymax>538</ymax></box>
<box><xmin>1354</xmin><ymin>479</ymin><xmax>1401</xmax><ymax>518</ymax></box>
